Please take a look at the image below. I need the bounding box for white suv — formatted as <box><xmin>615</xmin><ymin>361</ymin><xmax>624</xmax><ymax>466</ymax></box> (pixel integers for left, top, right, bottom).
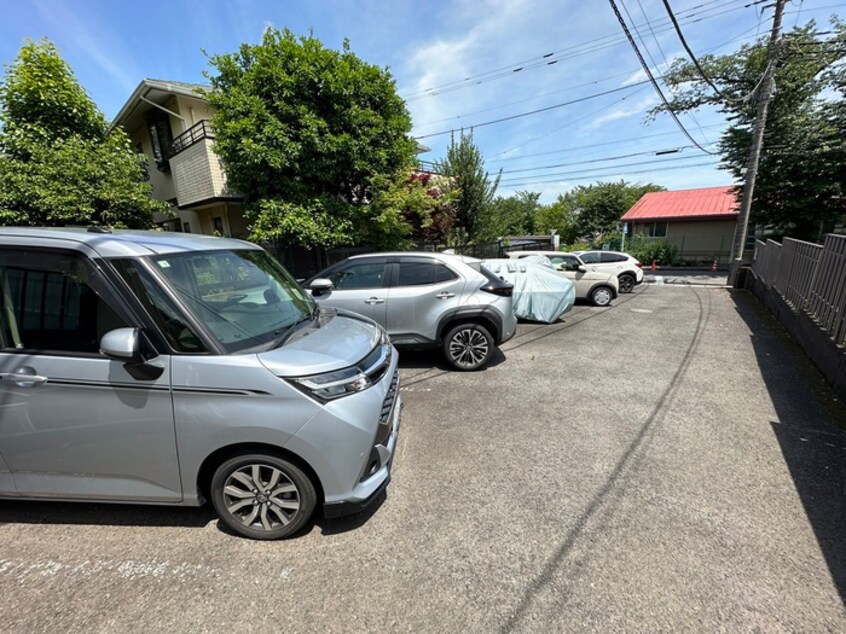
<box><xmin>569</xmin><ymin>250</ymin><xmax>643</xmax><ymax>293</ymax></box>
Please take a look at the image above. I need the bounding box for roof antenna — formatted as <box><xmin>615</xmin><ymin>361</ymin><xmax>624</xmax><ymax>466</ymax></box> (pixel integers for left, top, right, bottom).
<box><xmin>86</xmin><ymin>226</ymin><xmax>112</xmax><ymax>234</ymax></box>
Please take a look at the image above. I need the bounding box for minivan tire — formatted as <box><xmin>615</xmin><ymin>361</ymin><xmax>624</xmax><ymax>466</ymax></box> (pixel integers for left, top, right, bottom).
<box><xmin>618</xmin><ymin>273</ymin><xmax>636</xmax><ymax>293</ymax></box>
<box><xmin>590</xmin><ymin>286</ymin><xmax>614</xmax><ymax>307</ymax></box>
<box><xmin>443</xmin><ymin>323</ymin><xmax>494</xmax><ymax>371</ymax></box>
<box><xmin>211</xmin><ymin>453</ymin><xmax>317</xmax><ymax>540</ymax></box>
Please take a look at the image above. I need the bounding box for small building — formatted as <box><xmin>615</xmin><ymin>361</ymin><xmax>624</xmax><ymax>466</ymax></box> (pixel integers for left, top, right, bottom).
<box><xmin>622</xmin><ymin>186</ymin><xmax>739</xmax><ymax>265</ymax></box>
<box><xmin>110</xmin><ymin>79</ymin><xmax>246</xmax><ymax>237</ymax></box>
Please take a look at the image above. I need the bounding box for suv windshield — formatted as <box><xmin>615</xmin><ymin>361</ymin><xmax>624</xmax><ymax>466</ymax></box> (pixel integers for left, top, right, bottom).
<box><xmin>150</xmin><ymin>249</ymin><xmax>314</xmax><ymax>352</ymax></box>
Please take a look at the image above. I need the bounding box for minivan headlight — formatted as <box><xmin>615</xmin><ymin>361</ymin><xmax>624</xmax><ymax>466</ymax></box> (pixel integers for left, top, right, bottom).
<box><xmin>289</xmin><ymin>366</ymin><xmax>372</xmax><ymax>401</ymax></box>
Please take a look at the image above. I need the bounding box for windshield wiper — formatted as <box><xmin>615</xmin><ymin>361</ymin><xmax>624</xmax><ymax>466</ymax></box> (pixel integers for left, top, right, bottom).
<box><xmin>264</xmin><ymin>310</ymin><xmax>318</xmax><ymax>350</ymax></box>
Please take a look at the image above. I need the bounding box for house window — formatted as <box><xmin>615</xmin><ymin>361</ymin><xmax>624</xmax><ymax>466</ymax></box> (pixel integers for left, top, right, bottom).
<box><xmin>213</xmin><ymin>217</ymin><xmax>224</xmax><ymax>235</ymax></box>
<box><xmin>147</xmin><ymin>113</ymin><xmax>174</xmax><ymax>169</ymax></box>
<box><xmin>647</xmin><ymin>222</ymin><xmax>668</xmax><ymax>238</ymax></box>
<box><xmin>182</xmin><ymin>222</ymin><xmax>191</xmax><ymax>233</ymax></box>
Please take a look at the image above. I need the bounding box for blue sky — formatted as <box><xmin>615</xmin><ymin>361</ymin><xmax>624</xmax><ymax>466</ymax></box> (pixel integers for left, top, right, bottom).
<box><xmin>1</xmin><ymin>0</ymin><xmax>843</xmax><ymax>202</ymax></box>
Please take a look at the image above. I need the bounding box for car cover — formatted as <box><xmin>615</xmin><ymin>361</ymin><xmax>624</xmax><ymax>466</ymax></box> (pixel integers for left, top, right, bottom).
<box><xmin>482</xmin><ymin>258</ymin><xmax>575</xmax><ymax>323</ymax></box>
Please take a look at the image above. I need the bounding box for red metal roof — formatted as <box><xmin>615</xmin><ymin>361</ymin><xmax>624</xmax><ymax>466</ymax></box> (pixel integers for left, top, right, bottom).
<box><xmin>622</xmin><ymin>186</ymin><xmax>739</xmax><ymax>222</ymax></box>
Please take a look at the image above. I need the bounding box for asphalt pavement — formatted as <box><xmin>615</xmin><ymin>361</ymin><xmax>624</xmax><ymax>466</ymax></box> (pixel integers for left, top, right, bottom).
<box><xmin>1</xmin><ymin>285</ymin><xmax>845</xmax><ymax>632</ymax></box>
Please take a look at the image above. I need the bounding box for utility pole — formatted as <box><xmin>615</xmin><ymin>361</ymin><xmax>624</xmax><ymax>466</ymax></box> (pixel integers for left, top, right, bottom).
<box><xmin>728</xmin><ymin>0</ymin><xmax>787</xmax><ymax>287</ymax></box>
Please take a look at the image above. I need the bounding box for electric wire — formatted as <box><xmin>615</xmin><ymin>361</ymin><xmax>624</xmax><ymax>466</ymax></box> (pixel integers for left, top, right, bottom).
<box><xmin>608</xmin><ymin>0</ymin><xmax>718</xmax><ymax>155</ymax></box>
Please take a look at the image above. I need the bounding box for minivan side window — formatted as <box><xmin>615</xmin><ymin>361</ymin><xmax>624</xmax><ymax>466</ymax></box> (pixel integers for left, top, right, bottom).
<box><xmin>111</xmin><ymin>259</ymin><xmax>207</xmax><ymax>353</ymax></box>
<box><xmin>0</xmin><ymin>249</ymin><xmax>129</xmax><ymax>354</ymax></box>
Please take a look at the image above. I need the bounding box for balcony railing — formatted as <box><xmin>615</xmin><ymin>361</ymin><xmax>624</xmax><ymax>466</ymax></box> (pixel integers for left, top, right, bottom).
<box><xmin>169</xmin><ymin>120</ymin><xmax>214</xmax><ymax>157</ymax></box>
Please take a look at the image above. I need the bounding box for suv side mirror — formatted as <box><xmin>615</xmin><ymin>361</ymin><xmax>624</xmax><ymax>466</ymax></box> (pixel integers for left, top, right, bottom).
<box><xmin>100</xmin><ymin>327</ymin><xmax>143</xmax><ymax>362</ymax></box>
<box><xmin>309</xmin><ymin>278</ymin><xmax>334</xmax><ymax>296</ymax></box>
<box><xmin>577</xmin><ymin>265</ymin><xmax>587</xmax><ymax>273</ymax></box>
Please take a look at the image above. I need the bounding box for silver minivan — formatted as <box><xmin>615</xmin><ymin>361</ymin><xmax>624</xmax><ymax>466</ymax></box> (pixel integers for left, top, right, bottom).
<box><xmin>0</xmin><ymin>228</ymin><xmax>401</xmax><ymax>540</ymax></box>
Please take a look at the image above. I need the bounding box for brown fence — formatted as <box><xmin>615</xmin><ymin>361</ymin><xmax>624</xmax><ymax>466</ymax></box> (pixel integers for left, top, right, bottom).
<box><xmin>750</xmin><ymin>234</ymin><xmax>846</xmax><ymax>345</ymax></box>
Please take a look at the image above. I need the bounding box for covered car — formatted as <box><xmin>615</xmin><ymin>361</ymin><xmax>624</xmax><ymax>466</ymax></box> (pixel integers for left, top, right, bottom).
<box><xmin>482</xmin><ymin>258</ymin><xmax>575</xmax><ymax>323</ymax></box>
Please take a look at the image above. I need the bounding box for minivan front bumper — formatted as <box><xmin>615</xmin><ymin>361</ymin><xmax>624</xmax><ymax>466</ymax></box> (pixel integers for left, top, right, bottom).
<box><xmin>323</xmin><ymin>396</ymin><xmax>401</xmax><ymax>518</ymax></box>
<box><xmin>282</xmin><ymin>348</ymin><xmax>401</xmax><ymax>518</ymax></box>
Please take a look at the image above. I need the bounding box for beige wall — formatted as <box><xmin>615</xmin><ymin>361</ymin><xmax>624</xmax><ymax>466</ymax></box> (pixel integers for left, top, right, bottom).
<box><xmin>169</xmin><ymin>138</ymin><xmax>230</xmax><ymax>207</ymax></box>
<box><xmin>128</xmin><ymin>127</ymin><xmax>176</xmax><ymax>202</ymax></box>
<box><xmin>179</xmin><ymin>203</ymin><xmax>247</xmax><ymax>238</ymax></box>
<box><xmin>633</xmin><ymin>219</ymin><xmax>738</xmax><ymax>263</ymax></box>
<box><xmin>175</xmin><ymin>95</ymin><xmax>215</xmax><ymax>129</ymax></box>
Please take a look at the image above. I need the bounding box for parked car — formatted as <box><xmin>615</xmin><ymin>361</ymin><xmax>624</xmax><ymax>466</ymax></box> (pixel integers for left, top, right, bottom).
<box><xmin>305</xmin><ymin>252</ymin><xmax>517</xmax><ymax>371</ymax></box>
<box><xmin>0</xmin><ymin>227</ymin><xmax>401</xmax><ymax>540</ymax></box>
<box><xmin>568</xmin><ymin>250</ymin><xmax>643</xmax><ymax>293</ymax></box>
<box><xmin>481</xmin><ymin>258</ymin><xmax>575</xmax><ymax>323</ymax></box>
<box><xmin>507</xmin><ymin>251</ymin><xmax>618</xmax><ymax>306</ymax></box>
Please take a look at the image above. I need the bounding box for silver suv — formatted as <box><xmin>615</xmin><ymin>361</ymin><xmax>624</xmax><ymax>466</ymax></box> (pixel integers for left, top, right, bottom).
<box><xmin>0</xmin><ymin>228</ymin><xmax>400</xmax><ymax>540</ymax></box>
<box><xmin>306</xmin><ymin>252</ymin><xmax>517</xmax><ymax>371</ymax></box>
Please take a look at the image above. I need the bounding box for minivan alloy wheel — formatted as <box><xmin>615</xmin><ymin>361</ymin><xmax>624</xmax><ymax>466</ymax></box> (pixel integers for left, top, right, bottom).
<box><xmin>211</xmin><ymin>454</ymin><xmax>316</xmax><ymax>540</ymax></box>
<box><xmin>444</xmin><ymin>324</ymin><xmax>494</xmax><ymax>371</ymax></box>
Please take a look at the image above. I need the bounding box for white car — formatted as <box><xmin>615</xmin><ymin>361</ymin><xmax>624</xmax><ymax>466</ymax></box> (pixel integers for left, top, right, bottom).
<box><xmin>507</xmin><ymin>251</ymin><xmax>618</xmax><ymax>307</ymax></box>
<box><xmin>569</xmin><ymin>250</ymin><xmax>643</xmax><ymax>293</ymax></box>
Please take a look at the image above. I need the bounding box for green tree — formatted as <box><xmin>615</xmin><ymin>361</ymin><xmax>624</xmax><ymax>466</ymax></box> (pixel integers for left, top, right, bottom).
<box><xmin>433</xmin><ymin>131</ymin><xmax>501</xmax><ymax>242</ymax></box>
<box><xmin>477</xmin><ymin>190</ymin><xmax>541</xmax><ymax>241</ymax></box>
<box><xmin>205</xmin><ymin>28</ymin><xmax>418</xmax><ymax>248</ymax></box>
<box><xmin>653</xmin><ymin>20</ymin><xmax>846</xmax><ymax>241</ymax></box>
<box><xmin>558</xmin><ymin>180</ymin><xmax>664</xmax><ymax>239</ymax></box>
<box><xmin>534</xmin><ymin>196</ymin><xmax>580</xmax><ymax>244</ymax></box>
<box><xmin>0</xmin><ymin>39</ymin><xmax>166</xmax><ymax>227</ymax></box>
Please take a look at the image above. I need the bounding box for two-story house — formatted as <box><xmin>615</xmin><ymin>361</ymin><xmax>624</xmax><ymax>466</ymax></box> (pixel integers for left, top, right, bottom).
<box><xmin>111</xmin><ymin>79</ymin><xmax>247</xmax><ymax>237</ymax></box>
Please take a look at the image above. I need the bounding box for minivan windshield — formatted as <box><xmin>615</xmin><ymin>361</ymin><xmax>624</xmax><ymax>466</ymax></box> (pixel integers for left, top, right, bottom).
<box><xmin>151</xmin><ymin>249</ymin><xmax>315</xmax><ymax>353</ymax></box>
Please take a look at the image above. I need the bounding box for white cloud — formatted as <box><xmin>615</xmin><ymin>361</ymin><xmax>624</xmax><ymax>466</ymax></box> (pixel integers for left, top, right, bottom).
<box><xmin>587</xmin><ymin>95</ymin><xmax>658</xmax><ymax>129</ymax></box>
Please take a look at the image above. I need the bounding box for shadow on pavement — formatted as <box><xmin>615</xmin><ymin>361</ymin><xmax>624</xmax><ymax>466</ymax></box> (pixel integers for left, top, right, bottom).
<box><xmin>0</xmin><ymin>499</ymin><xmax>217</xmax><ymax>529</ymax></box>
<box><xmin>731</xmin><ymin>290</ymin><xmax>846</xmax><ymax>607</ymax></box>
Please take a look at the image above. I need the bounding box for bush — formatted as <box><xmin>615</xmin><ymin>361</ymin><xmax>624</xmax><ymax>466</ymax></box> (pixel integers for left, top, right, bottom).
<box><xmin>627</xmin><ymin>237</ymin><xmax>679</xmax><ymax>266</ymax></box>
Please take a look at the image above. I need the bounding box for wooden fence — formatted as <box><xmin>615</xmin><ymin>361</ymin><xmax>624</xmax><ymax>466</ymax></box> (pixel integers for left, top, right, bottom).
<box><xmin>750</xmin><ymin>234</ymin><xmax>846</xmax><ymax>345</ymax></box>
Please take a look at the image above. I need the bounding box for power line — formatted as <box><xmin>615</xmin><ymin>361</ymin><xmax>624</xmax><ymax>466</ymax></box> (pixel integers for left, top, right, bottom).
<box><xmin>494</xmin><ymin>145</ymin><xmax>709</xmax><ymax>175</ymax></box>
<box><xmin>402</xmin><ymin>0</ymin><xmax>758</xmax><ymax>101</ymax></box>
<box><xmin>608</xmin><ymin>0</ymin><xmax>717</xmax><ymax>155</ymax></box>
<box><xmin>497</xmin><ymin>160</ymin><xmax>721</xmax><ymax>189</ymax></box>
<box><xmin>497</xmin><ymin>153</ymin><xmax>718</xmax><ymax>185</ymax></box>
<box><xmin>488</xmin><ymin>124</ymin><xmax>727</xmax><ymax>163</ymax></box>
<box><xmin>661</xmin><ymin>0</ymin><xmax>732</xmax><ymax>100</ymax></box>
<box><xmin>413</xmin><ymin>79</ymin><xmax>656</xmax><ymax>140</ymax></box>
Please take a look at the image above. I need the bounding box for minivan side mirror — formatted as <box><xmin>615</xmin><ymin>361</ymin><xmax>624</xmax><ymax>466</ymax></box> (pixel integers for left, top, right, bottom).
<box><xmin>100</xmin><ymin>327</ymin><xmax>144</xmax><ymax>363</ymax></box>
<box><xmin>309</xmin><ymin>278</ymin><xmax>334</xmax><ymax>296</ymax></box>
<box><xmin>101</xmin><ymin>327</ymin><xmax>164</xmax><ymax>380</ymax></box>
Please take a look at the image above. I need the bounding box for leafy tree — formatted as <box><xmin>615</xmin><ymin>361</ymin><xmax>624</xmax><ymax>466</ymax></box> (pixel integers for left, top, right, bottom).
<box><xmin>653</xmin><ymin>20</ymin><xmax>846</xmax><ymax>241</ymax></box>
<box><xmin>535</xmin><ymin>196</ymin><xmax>580</xmax><ymax>244</ymax></box>
<box><xmin>477</xmin><ymin>190</ymin><xmax>541</xmax><ymax>241</ymax></box>
<box><xmin>0</xmin><ymin>39</ymin><xmax>166</xmax><ymax>227</ymax></box>
<box><xmin>557</xmin><ymin>180</ymin><xmax>664</xmax><ymax>238</ymax></box>
<box><xmin>205</xmin><ymin>28</ymin><xmax>418</xmax><ymax>248</ymax></box>
<box><xmin>433</xmin><ymin>131</ymin><xmax>501</xmax><ymax>242</ymax></box>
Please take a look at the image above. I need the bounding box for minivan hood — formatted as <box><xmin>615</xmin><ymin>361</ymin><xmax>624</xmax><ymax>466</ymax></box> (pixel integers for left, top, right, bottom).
<box><xmin>257</xmin><ymin>310</ymin><xmax>381</xmax><ymax>377</ymax></box>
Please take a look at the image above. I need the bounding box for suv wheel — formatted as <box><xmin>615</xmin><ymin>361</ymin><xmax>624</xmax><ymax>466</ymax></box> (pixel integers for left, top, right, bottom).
<box><xmin>590</xmin><ymin>286</ymin><xmax>614</xmax><ymax>307</ymax></box>
<box><xmin>618</xmin><ymin>273</ymin><xmax>636</xmax><ymax>293</ymax></box>
<box><xmin>211</xmin><ymin>453</ymin><xmax>316</xmax><ymax>540</ymax></box>
<box><xmin>443</xmin><ymin>323</ymin><xmax>494</xmax><ymax>371</ymax></box>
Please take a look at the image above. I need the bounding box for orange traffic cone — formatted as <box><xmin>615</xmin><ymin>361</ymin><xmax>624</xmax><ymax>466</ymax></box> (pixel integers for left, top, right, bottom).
<box><xmin>711</xmin><ymin>260</ymin><xmax>717</xmax><ymax>272</ymax></box>
<box><xmin>651</xmin><ymin>260</ymin><xmax>657</xmax><ymax>272</ymax></box>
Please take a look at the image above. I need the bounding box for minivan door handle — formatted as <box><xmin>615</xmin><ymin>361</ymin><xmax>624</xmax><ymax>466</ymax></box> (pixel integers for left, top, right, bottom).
<box><xmin>364</xmin><ymin>297</ymin><xmax>385</xmax><ymax>305</ymax></box>
<box><xmin>0</xmin><ymin>370</ymin><xmax>49</xmax><ymax>386</ymax></box>
<box><xmin>435</xmin><ymin>292</ymin><xmax>455</xmax><ymax>299</ymax></box>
